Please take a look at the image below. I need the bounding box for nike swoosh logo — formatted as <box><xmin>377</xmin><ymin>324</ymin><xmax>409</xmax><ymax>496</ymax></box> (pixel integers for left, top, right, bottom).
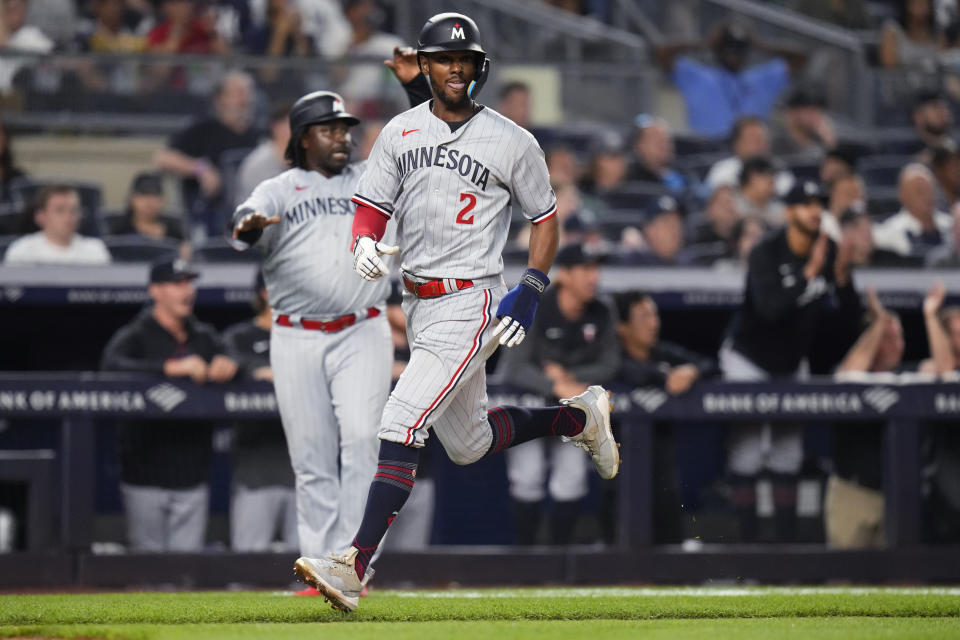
<box><xmin>295</xmin><ymin>185</ymin><xmax>308</xmax><ymax>191</ymax></box>
<box><xmin>402</xmin><ymin>129</ymin><xmax>420</xmax><ymax>137</ymax></box>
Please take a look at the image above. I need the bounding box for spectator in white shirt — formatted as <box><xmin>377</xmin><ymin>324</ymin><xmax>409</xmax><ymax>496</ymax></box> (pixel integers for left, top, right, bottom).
<box><xmin>706</xmin><ymin>116</ymin><xmax>792</xmax><ymax>194</ymax></box>
<box><xmin>873</xmin><ymin>163</ymin><xmax>953</xmax><ymax>259</ymax></box>
<box><xmin>4</xmin><ymin>185</ymin><xmax>111</xmax><ymax>264</ymax></box>
<box><xmin>0</xmin><ymin>0</ymin><xmax>54</xmax><ymax>93</ymax></box>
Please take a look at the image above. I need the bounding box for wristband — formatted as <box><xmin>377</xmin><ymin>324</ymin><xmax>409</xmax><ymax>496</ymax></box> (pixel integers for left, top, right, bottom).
<box><xmin>520</xmin><ymin>268</ymin><xmax>549</xmax><ymax>295</ymax></box>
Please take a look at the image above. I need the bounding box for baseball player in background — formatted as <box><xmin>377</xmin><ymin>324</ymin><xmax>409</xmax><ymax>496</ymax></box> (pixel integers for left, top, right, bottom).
<box><xmin>230</xmin><ymin>57</ymin><xmax>428</xmax><ymax>581</ymax></box>
<box><xmin>294</xmin><ymin>12</ymin><xmax>621</xmax><ymax>612</ymax></box>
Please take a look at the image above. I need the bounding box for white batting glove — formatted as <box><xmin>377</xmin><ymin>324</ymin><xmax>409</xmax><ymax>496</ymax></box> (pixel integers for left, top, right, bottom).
<box><xmin>493</xmin><ymin>318</ymin><xmax>526</xmax><ymax>347</ymax></box>
<box><xmin>353</xmin><ymin>236</ymin><xmax>400</xmax><ymax>281</ymax></box>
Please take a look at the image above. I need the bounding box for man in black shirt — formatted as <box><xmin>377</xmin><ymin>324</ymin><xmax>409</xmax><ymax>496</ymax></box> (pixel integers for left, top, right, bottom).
<box><xmin>222</xmin><ymin>271</ymin><xmax>297</xmax><ymax>553</ymax></box>
<box><xmin>613</xmin><ymin>289</ymin><xmax>718</xmax><ymax>543</ymax></box>
<box><xmin>615</xmin><ymin>290</ymin><xmax>718</xmax><ymax>391</ymax></box>
<box><xmin>154</xmin><ymin>71</ymin><xmax>260</xmax><ymax>239</ymax></box>
<box><xmin>101</xmin><ymin>258</ymin><xmax>238</xmax><ymax>551</ymax></box>
<box><xmin>721</xmin><ymin>180</ymin><xmax>858</xmax><ymax>542</ymax></box>
<box><xmin>500</xmin><ymin>244</ymin><xmax>621</xmax><ymax>544</ymax></box>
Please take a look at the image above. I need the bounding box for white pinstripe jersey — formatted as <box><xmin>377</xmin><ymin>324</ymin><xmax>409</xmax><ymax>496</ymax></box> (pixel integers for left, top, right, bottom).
<box><xmin>234</xmin><ymin>164</ymin><xmax>395</xmax><ymax>317</ymax></box>
<box><xmin>353</xmin><ymin>101</ymin><xmax>557</xmax><ymax>280</ymax></box>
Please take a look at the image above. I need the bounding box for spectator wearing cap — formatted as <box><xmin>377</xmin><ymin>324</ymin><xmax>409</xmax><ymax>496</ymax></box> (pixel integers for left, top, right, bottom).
<box><xmin>771</xmin><ymin>86</ymin><xmax>837</xmax><ymax>160</ymax></box>
<box><xmin>873</xmin><ymin>163</ymin><xmax>952</xmax><ymax>259</ymax></box>
<box><xmin>499</xmin><ymin>243</ymin><xmax>620</xmax><ymax>545</ymax></box>
<box><xmin>653</xmin><ymin>21</ymin><xmax>807</xmax><ymax>138</ymax></box>
<box><xmin>930</xmin><ymin>138</ymin><xmax>960</xmax><ymax>209</ymax></box>
<box><xmin>880</xmin><ymin>0</ymin><xmax>942</xmax><ymax>69</ymax></box>
<box><xmin>720</xmin><ymin>179</ymin><xmax>859</xmax><ymax>542</ymax></box>
<box><xmin>577</xmin><ymin>132</ymin><xmax>628</xmax><ymax>196</ymax></box>
<box><xmin>927</xmin><ymin>201</ymin><xmax>960</xmax><ymax>266</ymax></box>
<box><xmin>627</xmin><ymin>115</ymin><xmax>693</xmax><ymax>197</ymax></box>
<box><xmin>736</xmin><ymin>156</ymin><xmax>784</xmax><ymax>227</ymax></box>
<box><xmin>221</xmin><ymin>271</ymin><xmax>297</xmax><ymax>552</ymax></box>
<box><xmin>101</xmin><ymin>258</ymin><xmax>238</xmax><ymax>551</ymax></box>
<box><xmin>912</xmin><ymin>91</ymin><xmax>954</xmax><ymax>162</ymax></box>
<box><xmin>110</xmin><ymin>172</ymin><xmax>185</xmax><ymax>243</ymax></box>
<box><xmin>155</xmin><ymin>70</ymin><xmax>259</xmax><ymax>239</ymax></box>
<box><xmin>4</xmin><ymin>185</ymin><xmax>111</xmax><ymax>265</ymax></box>
<box><xmin>235</xmin><ymin>104</ymin><xmax>291</xmax><ymax>204</ymax></box>
<box><xmin>620</xmin><ymin>195</ymin><xmax>686</xmax><ymax>265</ymax></box>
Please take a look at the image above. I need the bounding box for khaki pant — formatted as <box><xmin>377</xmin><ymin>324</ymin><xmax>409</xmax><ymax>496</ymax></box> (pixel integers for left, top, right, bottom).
<box><xmin>824</xmin><ymin>474</ymin><xmax>885</xmax><ymax>549</ymax></box>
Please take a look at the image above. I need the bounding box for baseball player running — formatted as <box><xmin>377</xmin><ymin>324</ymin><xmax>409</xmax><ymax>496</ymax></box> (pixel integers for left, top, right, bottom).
<box><xmin>231</xmin><ymin>60</ymin><xmax>427</xmax><ymax>574</ymax></box>
<box><xmin>294</xmin><ymin>12</ymin><xmax>621</xmax><ymax>612</ymax></box>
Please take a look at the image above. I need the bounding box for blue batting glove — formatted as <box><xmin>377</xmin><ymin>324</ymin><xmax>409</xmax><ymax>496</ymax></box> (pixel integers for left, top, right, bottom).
<box><xmin>493</xmin><ymin>268</ymin><xmax>549</xmax><ymax>347</ymax></box>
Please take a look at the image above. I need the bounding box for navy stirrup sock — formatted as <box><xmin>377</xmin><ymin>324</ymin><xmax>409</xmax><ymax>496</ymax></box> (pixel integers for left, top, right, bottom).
<box><xmin>486</xmin><ymin>405</ymin><xmax>586</xmax><ymax>455</ymax></box>
<box><xmin>352</xmin><ymin>440</ymin><xmax>419</xmax><ymax>580</ymax></box>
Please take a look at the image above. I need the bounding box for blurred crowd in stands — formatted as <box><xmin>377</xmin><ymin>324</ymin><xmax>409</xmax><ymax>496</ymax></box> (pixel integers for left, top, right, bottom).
<box><xmin>2</xmin><ymin>0</ymin><xmax>960</xmax><ymax>552</ymax></box>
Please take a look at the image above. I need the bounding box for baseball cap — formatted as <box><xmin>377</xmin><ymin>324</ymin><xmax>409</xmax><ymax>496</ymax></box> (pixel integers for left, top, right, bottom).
<box><xmin>589</xmin><ymin>130</ymin><xmax>625</xmax><ymax>156</ymax></box>
<box><xmin>150</xmin><ymin>257</ymin><xmax>199</xmax><ymax>284</ymax></box>
<box><xmin>782</xmin><ymin>180</ymin><xmax>826</xmax><ymax>206</ymax></box>
<box><xmin>131</xmin><ymin>172</ymin><xmax>164</xmax><ymax>196</ymax></box>
<box><xmin>555</xmin><ymin>243</ymin><xmax>604</xmax><ymax>267</ymax></box>
<box><xmin>643</xmin><ymin>195</ymin><xmax>683</xmax><ymax>225</ymax></box>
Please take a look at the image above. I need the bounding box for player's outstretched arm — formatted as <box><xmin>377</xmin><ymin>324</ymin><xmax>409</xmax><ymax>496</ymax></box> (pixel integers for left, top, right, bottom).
<box><xmin>494</xmin><ymin>216</ymin><xmax>558</xmax><ymax>347</ymax></box>
<box><xmin>232</xmin><ymin>211</ymin><xmax>281</xmax><ymax>239</ymax></box>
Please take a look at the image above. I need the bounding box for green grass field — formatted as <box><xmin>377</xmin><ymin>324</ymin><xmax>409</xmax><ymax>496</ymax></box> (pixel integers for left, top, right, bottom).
<box><xmin>1</xmin><ymin>587</ymin><xmax>959</xmax><ymax>639</ymax></box>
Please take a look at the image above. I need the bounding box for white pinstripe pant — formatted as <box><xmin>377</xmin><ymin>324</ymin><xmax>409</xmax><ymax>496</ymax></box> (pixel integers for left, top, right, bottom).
<box><xmin>379</xmin><ymin>283</ymin><xmax>507</xmax><ymax>465</ymax></box>
<box><xmin>271</xmin><ymin>316</ymin><xmax>392</xmax><ymax>557</ymax></box>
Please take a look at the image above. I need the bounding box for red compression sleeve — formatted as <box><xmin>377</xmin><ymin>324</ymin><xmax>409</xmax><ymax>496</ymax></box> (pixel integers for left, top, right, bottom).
<box><xmin>351</xmin><ymin>203</ymin><xmax>388</xmax><ymax>250</ymax></box>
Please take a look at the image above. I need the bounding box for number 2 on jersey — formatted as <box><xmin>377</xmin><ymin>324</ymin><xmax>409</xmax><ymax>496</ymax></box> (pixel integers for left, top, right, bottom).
<box><xmin>456</xmin><ymin>192</ymin><xmax>476</xmax><ymax>225</ymax></box>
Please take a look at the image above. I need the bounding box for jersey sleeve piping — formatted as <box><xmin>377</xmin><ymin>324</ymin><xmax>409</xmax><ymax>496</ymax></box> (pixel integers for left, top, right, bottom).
<box><xmin>352</xmin><ymin>195</ymin><xmax>393</xmax><ymax>219</ymax></box>
<box><xmin>530</xmin><ymin>204</ymin><xmax>558</xmax><ymax>225</ymax></box>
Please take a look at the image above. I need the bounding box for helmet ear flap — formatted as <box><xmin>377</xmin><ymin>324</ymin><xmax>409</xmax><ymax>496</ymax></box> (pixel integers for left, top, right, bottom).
<box><xmin>468</xmin><ymin>56</ymin><xmax>490</xmax><ymax>99</ymax></box>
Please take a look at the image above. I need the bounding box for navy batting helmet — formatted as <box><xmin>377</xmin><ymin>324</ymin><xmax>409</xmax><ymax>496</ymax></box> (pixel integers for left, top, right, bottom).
<box><xmin>285</xmin><ymin>91</ymin><xmax>359</xmax><ymax>168</ymax></box>
<box><xmin>417</xmin><ymin>12</ymin><xmax>491</xmax><ymax>98</ymax></box>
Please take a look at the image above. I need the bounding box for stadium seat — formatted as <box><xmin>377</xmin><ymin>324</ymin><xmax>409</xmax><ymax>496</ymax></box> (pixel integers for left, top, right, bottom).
<box><xmin>193</xmin><ymin>236</ymin><xmax>261</xmax><ymax>263</ymax></box>
<box><xmin>104</xmin><ymin>235</ymin><xmax>179</xmax><ymax>262</ymax></box>
<box><xmin>596</xmin><ymin>182</ymin><xmax>669</xmax><ymax>211</ymax></box>
<box><xmin>677</xmin><ymin>241</ymin><xmax>730</xmax><ymax>266</ymax></box>
<box><xmin>677</xmin><ymin>152</ymin><xmax>729</xmax><ymax>181</ymax></box>
<box><xmin>673</xmin><ymin>134</ymin><xmax>727</xmax><ymax>156</ymax></box>
<box><xmin>860</xmin><ymin>155</ymin><xmax>913</xmax><ymax>189</ymax></box>
<box><xmin>8</xmin><ymin>178</ymin><xmax>105</xmax><ymax>237</ymax></box>
<box><xmin>867</xmin><ymin>187</ymin><xmax>902</xmax><ymax>217</ymax></box>
<box><xmin>781</xmin><ymin>156</ymin><xmax>821</xmax><ymax>182</ymax></box>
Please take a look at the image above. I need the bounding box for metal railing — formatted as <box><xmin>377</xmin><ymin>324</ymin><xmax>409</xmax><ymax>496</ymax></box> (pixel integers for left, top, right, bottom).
<box><xmin>0</xmin><ymin>49</ymin><xmax>656</xmax><ymax>133</ymax></box>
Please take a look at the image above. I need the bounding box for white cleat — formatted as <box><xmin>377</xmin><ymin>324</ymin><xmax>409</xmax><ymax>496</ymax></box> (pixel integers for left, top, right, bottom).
<box><xmin>561</xmin><ymin>384</ymin><xmax>621</xmax><ymax>479</ymax></box>
<box><xmin>294</xmin><ymin>548</ymin><xmax>373</xmax><ymax>613</ymax></box>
